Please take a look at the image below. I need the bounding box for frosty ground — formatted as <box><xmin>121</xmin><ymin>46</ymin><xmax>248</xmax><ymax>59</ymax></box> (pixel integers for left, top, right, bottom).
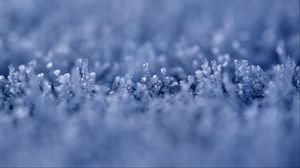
<box><xmin>0</xmin><ymin>0</ymin><xmax>299</xmax><ymax>167</ymax></box>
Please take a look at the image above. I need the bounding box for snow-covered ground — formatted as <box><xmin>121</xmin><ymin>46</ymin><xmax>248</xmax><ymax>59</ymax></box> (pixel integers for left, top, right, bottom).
<box><xmin>0</xmin><ymin>0</ymin><xmax>299</xmax><ymax>167</ymax></box>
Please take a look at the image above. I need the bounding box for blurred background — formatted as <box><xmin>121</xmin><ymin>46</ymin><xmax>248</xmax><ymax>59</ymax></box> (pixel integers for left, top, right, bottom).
<box><xmin>0</xmin><ymin>0</ymin><xmax>299</xmax><ymax>81</ymax></box>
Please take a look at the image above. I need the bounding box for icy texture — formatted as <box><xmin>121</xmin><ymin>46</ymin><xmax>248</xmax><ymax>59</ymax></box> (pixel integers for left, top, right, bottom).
<box><xmin>0</xmin><ymin>0</ymin><xmax>299</xmax><ymax>167</ymax></box>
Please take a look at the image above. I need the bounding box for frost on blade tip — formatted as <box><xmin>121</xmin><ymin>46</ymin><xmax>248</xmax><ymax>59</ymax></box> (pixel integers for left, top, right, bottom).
<box><xmin>160</xmin><ymin>67</ymin><xmax>167</xmax><ymax>76</ymax></box>
<box><xmin>142</xmin><ymin>63</ymin><xmax>150</xmax><ymax>73</ymax></box>
<box><xmin>58</xmin><ymin>73</ymin><xmax>70</xmax><ymax>84</ymax></box>
<box><xmin>234</xmin><ymin>59</ymin><xmax>267</xmax><ymax>102</ymax></box>
<box><xmin>54</xmin><ymin>69</ymin><xmax>61</xmax><ymax>76</ymax></box>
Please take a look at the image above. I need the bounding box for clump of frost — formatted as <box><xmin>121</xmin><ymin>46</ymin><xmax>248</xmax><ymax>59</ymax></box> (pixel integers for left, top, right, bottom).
<box><xmin>0</xmin><ymin>57</ymin><xmax>299</xmax><ymax>167</ymax></box>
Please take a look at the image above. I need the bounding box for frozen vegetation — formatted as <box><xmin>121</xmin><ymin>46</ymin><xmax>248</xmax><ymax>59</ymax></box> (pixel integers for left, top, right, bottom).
<box><xmin>0</xmin><ymin>0</ymin><xmax>299</xmax><ymax>167</ymax></box>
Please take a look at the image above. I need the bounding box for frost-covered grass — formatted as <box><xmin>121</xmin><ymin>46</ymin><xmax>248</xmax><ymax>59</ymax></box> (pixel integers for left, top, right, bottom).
<box><xmin>0</xmin><ymin>0</ymin><xmax>299</xmax><ymax>167</ymax></box>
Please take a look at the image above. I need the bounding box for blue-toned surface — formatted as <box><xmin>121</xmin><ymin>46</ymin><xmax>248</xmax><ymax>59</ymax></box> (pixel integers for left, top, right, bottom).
<box><xmin>0</xmin><ymin>0</ymin><xmax>299</xmax><ymax>167</ymax></box>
